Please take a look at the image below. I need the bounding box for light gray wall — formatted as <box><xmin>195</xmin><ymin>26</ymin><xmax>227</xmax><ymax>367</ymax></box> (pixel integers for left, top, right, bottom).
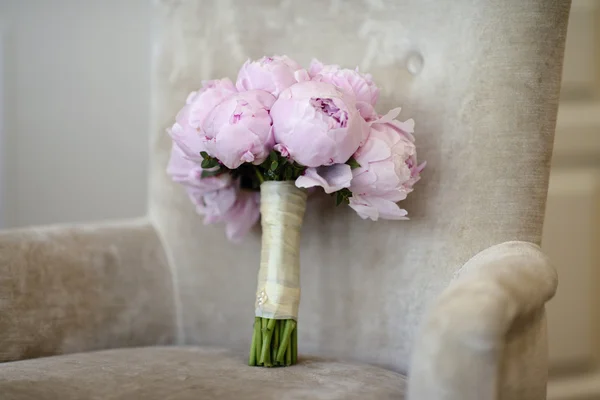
<box><xmin>0</xmin><ymin>0</ymin><xmax>152</xmax><ymax>228</ymax></box>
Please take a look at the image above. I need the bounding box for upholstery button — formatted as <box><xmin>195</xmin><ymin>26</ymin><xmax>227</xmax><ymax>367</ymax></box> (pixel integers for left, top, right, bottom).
<box><xmin>406</xmin><ymin>52</ymin><xmax>424</xmax><ymax>75</ymax></box>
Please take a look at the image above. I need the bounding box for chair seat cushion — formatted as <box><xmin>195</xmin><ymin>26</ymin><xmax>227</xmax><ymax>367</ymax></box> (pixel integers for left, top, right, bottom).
<box><xmin>0</xmin><ymin>346</ymin><xmax>406</xmax><ymax>399</ymax></box>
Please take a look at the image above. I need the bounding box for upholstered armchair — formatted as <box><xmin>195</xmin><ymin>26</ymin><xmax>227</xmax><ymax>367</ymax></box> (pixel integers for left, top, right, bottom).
<box><xmin>0</xmin><ymin>1</ymin><xmax>570</xmax><ymax>399</ymax></box>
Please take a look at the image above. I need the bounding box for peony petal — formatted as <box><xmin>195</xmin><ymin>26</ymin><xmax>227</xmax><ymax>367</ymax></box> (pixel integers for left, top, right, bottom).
<box><xmin>348</xmin><ymin>195</ymin><xmax>408</xmax><ymax>221</ymax></box>
<box><xmin>213</xmin><ymin>124</ymin><xmax>259</xmax><ymax>169</ymax></box>
<box><xmin>348</xmin><ymin>195</ymin><xmax>379</xmax><ymax>220</ymax></box>
<box><xmin>294</xmin><ymin>69</ymin><xmax>311</xmax><ymax>82</ymax></box>
<box><xmin>166</xmin><ymin>144</ymin><xmax>197</xmax><ymax>181</ymax></box>
<box><xmin>371</xmin><ymin>108</ymin><xmax>401</xmax><ymax>125</ymax></box>
<box><xmin>186</xmin><ymin>91</ymin><xmax>198</xmax><ymax>104</ymax></box>
<box><xmin>379</xmin><ymin>189</ymin><xmax>409</xmax><ymax>203</ymax></box>
<box><xmin>354</xmin><ymin>135</ymin><xmax>392</xmax><ymax>164</ymax></box>
<box><xmin>295</xmin><ymin>164</ymin><xmax>353</xmax><ymax>194</ymax></box>
<box><xmin>356</xmin><ymin>101</ymin><xmax>378</xmax><ymax>122</ymax></box>
<box><xmin>235</xmin><ymin>56</ymin><xmax>302</xmax><ymax>97</ymax></box>
<box><xmin>203</xmin><ymin>90</ymin><xmax>275</xmax><ymax>168</ymax></box>
<box><xmin>365</xmin><ymin>196</ymin><xmax>409</xmax><ymax>220</ymax></box>
<box><xmin>274</xmin><ymin>143</ymin><xmax>290</xmax><ymax>157</ymax></box>
<box><xmin>241</xmin><ymin>150</ymin><xmax>255</xmax><ymax>163</ymax></box>
<box><xmin>225</xmin><ymin>192</ymin><xmax>260</xmax><ymax>242</ymax></box>
<box><xmin>387</xmin><ymin>119</ymin><xmax>416</xmax><ymax>142</ymax></box>
<box><xmin>271</xmin><ymin>81</ymin><xmax>364</xmax><ymax>166</ymax></box>
<box><xmin>201</xmin><ymin>185</ymin><xmax>238</xmax><ymax>222</ymax></box>
<box><xmin>308</xmin><ymin>59</ymin><xmax>325</xmax><ymax>77</ymax></box>
<box><xmin>366</xmin><ymin>160</ymin><xmax>402</xmax><ymax>193</ymax></box>
<box><xmin>349</xmin><ymin>168</ymin><xmax>377</xmax><ymax>190</ymax></box>
<box><xmin>169</xmin><ymin>129</ymin><xmax>206</xmax><ymax>162</ymax></box>
<box><xmin>187</xmin><ymin>79</ymin><xmax>237</xmax><ymax>129</ymax></box>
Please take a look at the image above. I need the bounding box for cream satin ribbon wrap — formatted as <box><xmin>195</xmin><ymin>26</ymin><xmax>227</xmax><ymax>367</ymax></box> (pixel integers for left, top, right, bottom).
<box><xmin>255</xmin><ymin>181</ymin><xmax>307</xmax><ymax>321</ymax></box>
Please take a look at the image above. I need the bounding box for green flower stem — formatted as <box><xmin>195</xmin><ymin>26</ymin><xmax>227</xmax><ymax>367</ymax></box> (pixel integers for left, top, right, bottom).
<box><xmin>250</xmin><ymin>317</ymin><xmax>298</xmax><ymax>367</ymax></box>
<box><xmin>260</xmin><ymin>318</ymin><xmax>268</xmax><ymax>366</ymax></box>
<box><xmin>260</xmin><ymin>318</ymin><xmax>276</xmax><ymax>366</ymax></box>
<box><xmin>248</xmin><ymin>317</ymin><xmax>261</xmax><ymax>366</ymax></box>
<box><xmin>280</xmin><ymin>320</ymin><xmax>285</xmax><ymax>366</ymax></box>
<box><xmin>254</xmin><ymin>166</ymin><xmax>265</xmax><ymax>184</ymax></box>
<box><xmin>273</xmin><ymin>320</ymin><xmax>280</xmax><ymax>365</ymax></box>
<box><xmin>286</xmin><ymin>336</ymin><xmax>292</xmax><ymax>366</ymax></box>
<box><xmin>291</xmin><ymin>325</ymin><xmax>297</xmax><ymax>364</ymax></box>
<box><xmin>276</xmin><ymin>320</ymin><xmax>296</xmax><ymax>363</ymax></box>
<box><xmin>254</xmin><ymin>317</ymin><xmax>262</xmax><ymax>365</ymax></box>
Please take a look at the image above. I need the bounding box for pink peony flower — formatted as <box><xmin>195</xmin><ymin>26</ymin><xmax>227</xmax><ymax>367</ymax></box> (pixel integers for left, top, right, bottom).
<box><xmin>348</xmin><ymin>109</ymin><xmax>425</xmax><ymax>220</ymax></box>
<box><xmin>169</xmin><ymin>78</ymin><xmax>237</xmax><ymax>160</ymax></box>
<box><xmin>167</xmin><ymin>143</ymin><xmax>232</xmax><ymax>195</ymax></box>
<box><xmin>192</xmin><ymin>185</ymin><xmax>238</xmax><ymax>225</ymax></box>
<box><xmin>166</xmin><ymin>144</ymin><xmax>259</xmax><ymax>239</ymax></box>
<box><xmin>223</xmin><ymin>190</ymin><xmax>261</xmax><ymax>242</ymax></box>
<box><xmin>236</xmin><ymin>55</ymin><xmax>307</xmax><ymax>97</ymax></box>
<box><xmin>271</xmin><ymin>81</ymin><xmax>368</xmax><ymax>167</ymax></box>
<box><xmin>309</xmin><ymin>59</ymin><xmax>380</xmax><ymax>121</ymax></box>
<box><xmin>202</xmin><ymin>90</ymin><xmax>276</xmax><ymax>169</ymax></box>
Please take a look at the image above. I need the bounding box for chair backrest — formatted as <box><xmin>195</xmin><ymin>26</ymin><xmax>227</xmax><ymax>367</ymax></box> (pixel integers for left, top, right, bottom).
<box><xmin>149</xmin><ymin>0</ymin><xmax>570</xmax><ymax>372</ymax></box>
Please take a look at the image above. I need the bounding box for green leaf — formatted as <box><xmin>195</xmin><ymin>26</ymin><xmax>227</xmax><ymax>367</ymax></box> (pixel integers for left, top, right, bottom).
<box><xmin>334</xmin><ymin>188</ymin><xmax>353</xmax><ymax>206</ymax></box>
<box><xmin>200</xmin><ymin>151</ymin><xmax>210</xmax><ymax>160</ymax></box>
<box><xmin>201</xmin><ymin>168</ymin><xmax>221</xmax><ymax>178</ymax></box>
<box><xmin>292</xmin><ymin>163</ymin><xmax>306</xmax><ymax>172</ymax></box>
<box><xmin>283</xmin><ymin>167</ymin><xmax>293</xmax><ymax>181</ymax></box>
<box><xmin>346</xmin><ymin>157</ymin><xmax>361</xmax><ymax>170</ymax></box>
<box><xmin>266</xmin><ymin>169</ymin><xmax>277</xmax><ymax>181</ymax></box>
<box><xmin>270</xmin><ymin>161</ymin><xmax>279</xmax><ymax>171</ymax></box>
<box><xmin>201</xmin><ymin>158</ymin><xmax>219</xmax><ymax>169</ymax></box>
<box><xmin>335</xmin><ymin>191</ymin><xmax>344</xmax><ymax>206</ymax></box>
<box><xmin>270</xmin><ymin>150</ymin><xmax>278</xmax><ymax>162</ymax></box>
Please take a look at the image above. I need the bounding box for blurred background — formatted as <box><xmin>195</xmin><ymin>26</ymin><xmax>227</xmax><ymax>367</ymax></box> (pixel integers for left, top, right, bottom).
<box><xmin>0</xmin><ymin>1</ymin><xmax>598</xmax><ymax>399</ymax></box>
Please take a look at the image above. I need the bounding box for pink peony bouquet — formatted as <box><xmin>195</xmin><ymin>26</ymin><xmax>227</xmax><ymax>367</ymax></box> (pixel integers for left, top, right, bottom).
<box><xmin>167</xmin><ymin>55</ymin><xmax>425</xmax><ymax>367</ymax></box>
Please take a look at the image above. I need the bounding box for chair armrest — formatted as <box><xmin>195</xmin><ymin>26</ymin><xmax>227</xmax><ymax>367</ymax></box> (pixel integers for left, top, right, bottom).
<box><xmin>0</xmin><ymin>218</ymin><xmax>177</xmax><ymax>362</ymax></box>
<box><xmin>407</xmin><ymin>241</ymin><xmax>557</xmax><ymax>400</ymax></box>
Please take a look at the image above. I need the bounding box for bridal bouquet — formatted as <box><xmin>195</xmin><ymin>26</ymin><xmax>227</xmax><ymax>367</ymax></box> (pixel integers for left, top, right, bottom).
<box><xmin>167</xmin><ymin>56</ymin><xmax>424</xmax><ymax>367</ymax></box>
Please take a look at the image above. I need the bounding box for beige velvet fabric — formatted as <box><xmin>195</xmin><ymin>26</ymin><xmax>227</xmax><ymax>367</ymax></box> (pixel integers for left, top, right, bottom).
<box><xmin>151</xmin><ymin>0</ymin><xmax>569</xmax><ymax>372</ymax></box>
<box><xmin>0</xmin><ymin>347</ymin><xmax>406</xmax><ymax>400</ymax></box>
<box><xmin>408</xmin><ymin>241</ymin><xmax>556</xmax><ymax>399</ymax></box>
<box><xmin>0</xmin><ymin>219</ymin><xmax>177</xmax><ymax>362</ymax></box>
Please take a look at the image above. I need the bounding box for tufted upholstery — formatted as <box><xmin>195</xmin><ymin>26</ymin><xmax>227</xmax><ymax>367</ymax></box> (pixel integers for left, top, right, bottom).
<box><xmin>0</xmin><ymin>1</ymin><xmax>570</xmax><ymax>399</ymax></box>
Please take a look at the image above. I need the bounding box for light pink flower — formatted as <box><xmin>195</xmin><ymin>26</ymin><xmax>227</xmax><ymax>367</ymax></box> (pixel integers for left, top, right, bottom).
<box><xmin>167</xmin><ymin>143</ymin><xmax>232</xmax><ymax>195</ymax></box>
<box><xmin>166</xmin><ymin>144</ymin><xmax>260</xmax><ymax>239</ymax></box>
<box><xmin>193</xmin><ymin>185</ymin><xmax>238</xmax><ymax>225</ymax></box>
<box><xmin>348</xmin><ymin>109</ymin><xmax>425</xmax><ymax>220</ymax></box>
<box><xmin>236</xmin><ymin>55</ymin><xmax>306</xmax><ymax>97</ymax></box>
<box><xmin>223</xmin><ymin>191</ymin><xmax>261</xmax><ymax>242</ymax></box>
<box><xmin>271</xmin><ymin>81</ymin><xmax>368</xmax><ymax>167</ymax></box>
<box><xmin>202</xmin><ymin>90</ymin><xmax>276</xmax><ymax>169</ymax></box>
<box><xmin>309</xmin><ymin>59</ymin><xmax>380</xmax><ymax>121</ymax></box>
<box><xmin>169</xmin><ymin>78</ymin><xmax>237</xmax><ymax>160</ymax></box>
<box><xmin>167</xmin><ymin>144</ymin><xmax>234</xmax><ymax>219</ymax></box>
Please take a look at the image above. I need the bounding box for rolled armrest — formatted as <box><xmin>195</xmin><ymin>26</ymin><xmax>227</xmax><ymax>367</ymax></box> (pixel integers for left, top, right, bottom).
<box><xmin>0</xmin><ymin>218</ymin><xmax>177</xmax><ymax>362</ymax></box>
<box><xmin>407</xmin><ymin>241</ymin><xmax>557</xmax><ymax>400</ymax></box>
